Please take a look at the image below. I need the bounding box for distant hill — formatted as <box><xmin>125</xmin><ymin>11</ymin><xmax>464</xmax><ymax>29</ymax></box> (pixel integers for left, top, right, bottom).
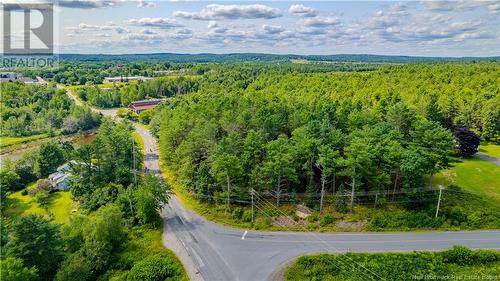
<box><xmin>58</xmin><ymin>53</ymin><xmax>500</xmax><ymax>64</ymax></box>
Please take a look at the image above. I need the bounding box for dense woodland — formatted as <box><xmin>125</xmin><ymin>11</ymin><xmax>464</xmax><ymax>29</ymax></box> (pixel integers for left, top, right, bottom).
<box><xmin>0</xmin><ymin>82</ymin><xmax>100</xmax><ymax>137</ymax></box>
<box><xmin>154</xmin><ymin>63</ymin><xmax>500</xmax><ymax>211</ymax></box>
<box><xmin>1</xmin><ymin>120</ymin><xmax>185</xmax><ymax>281</ymax></box>
<box><xmin>76</xmin><ymin>76</ymin><xmax>199</xmax><ymax>108</ymax></box>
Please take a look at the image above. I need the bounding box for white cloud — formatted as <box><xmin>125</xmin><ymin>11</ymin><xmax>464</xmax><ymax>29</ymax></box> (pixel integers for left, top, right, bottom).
<box><xmin>173</xmin><ymin>4</ymin><xmax>282</xmax><ymax>20</ymax></box>
<box><xmin>262</xmin><ymin>25</ymin><xmax>284</xmax><ymax>34</ymax></box>
<box><xmin>288</xmin><ymin>4</ymin><xmax>317</xmax><ymax>17</ymax></box>
<box><xmin>137</xmin><ymin>0</ymin><xmax>156</xmax><ymax>8</ymax></box>
<box><xmin>208</xmin><ymin>21</ymin><xmax>218</xmax><ymax>29</ymax></box>
<box><xmin>487</xmin><ymin>3</ymin><xmax>500</xmax><ymax>13</ymax></box>
<box><xmin>128</xmin><ymin>18</ymin><xmax>182</xmax><ymax>28</ymax></box>
<box><xmin>302</xmin><ymin>16</ymin><xmax>341</xmax><ymax>27</ymax></box>
<box><xmin>66</xmin><ymin>23</ymin><xmax>130</xmax><ymax>34</ymax></box>
<box><xmin>139</xmin><ymin>29</ymin><xmax>158</xmax><ymax>35</ymax></box>
<box><xmin>423</xmin><ymin>1</ymin><xmax>491</xmax><ymax>12</ymax></box>
<box><xmin>59</xmin><ymin>0</ymin><xmax>121</xmax><ymax>9</ymax></box>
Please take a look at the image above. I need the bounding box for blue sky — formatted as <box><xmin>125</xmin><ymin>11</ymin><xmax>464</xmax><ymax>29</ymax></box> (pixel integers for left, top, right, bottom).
<box><xmin>7</xmin><ymin>1</ymin><xmax>500</xmax><ymax>56</ymax></box>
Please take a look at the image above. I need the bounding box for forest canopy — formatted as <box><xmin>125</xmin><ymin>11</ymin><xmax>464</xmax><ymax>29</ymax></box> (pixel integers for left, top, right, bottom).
<box><xmin>155</xmin><ymin>63</ymin><xmax>500</xmax><ymax>207</ymax></box>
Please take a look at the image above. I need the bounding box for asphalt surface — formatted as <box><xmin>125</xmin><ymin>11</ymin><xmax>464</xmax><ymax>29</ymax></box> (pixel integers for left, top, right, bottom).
<box><xmin>65</xmin><ymin>87</ymin><xmax>500</xmax><ymax>281</ymax></box>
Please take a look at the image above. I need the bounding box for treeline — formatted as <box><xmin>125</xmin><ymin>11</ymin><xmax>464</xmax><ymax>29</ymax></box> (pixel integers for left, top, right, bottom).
<box><xmin>0</xmin><ymin>82</ymin><xmax>100</xmax><ymax>137</ymax></box>
<box><xmin>23</xmin><ymin>61</ymin><xmax>203</xmax><ymax>85</ymax></box>
<box><xmin>154</xmin><ymin>63</ymin><xmax>500</xmax><ymax>210</ymax></box>
<box><xmin>1</xmin><ymin>120</ymin><xmax>185</xmax><ymax>281</ymax></box>
<box><xmin>76</xmin><ymin>76</ymin><xmax>199</xmax><ymax>108</ymax></box>
<box><xmin>286</xmin><ymin>246</ymin><xmax>500</xmax><ymax>281</ymax></box>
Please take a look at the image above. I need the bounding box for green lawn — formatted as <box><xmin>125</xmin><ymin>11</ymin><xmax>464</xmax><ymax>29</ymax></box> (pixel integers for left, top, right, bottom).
<box><xmin>4</xmin><ymin>189</ymin><xmax>77</xmax><ymax>224</ymax></box>
<box><xmin>0</xmin><ymin>134</ymin><xmax>49</xmax><ymax>148</ymax></box>
<box><xmin>433</xmin><ymin>157</ymin><xmax>500</xmax><ymax>203</ymax></box>
<box><xmin>479</xmin><ymin>143</ymin><xmax>500</xmax><ymax>158</ymax></box>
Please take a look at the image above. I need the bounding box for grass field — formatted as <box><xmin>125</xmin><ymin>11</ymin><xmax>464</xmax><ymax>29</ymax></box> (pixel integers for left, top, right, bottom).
<box><xmin>286</xmin><ymin>247</ymin><xmax>500</xmax><ymax>281</ymax></box>
<box><xmin>479</xmin><ymin>143</ymin><xmax>500</xmax><ymax>157</ymax></box>
<box><xmin>433</xmin><ymin>156</ymin><xmax>500</xmax><ymax>203</ymax></box>
<box><xmin>0</xmin><ymin>134</ymin><xmax>49</xmax><ymax>148</ymax></box>
<box><xmin>4</xmin><ymin>189</ymin><xmax>77</xmax><ymax>224</ymax></box>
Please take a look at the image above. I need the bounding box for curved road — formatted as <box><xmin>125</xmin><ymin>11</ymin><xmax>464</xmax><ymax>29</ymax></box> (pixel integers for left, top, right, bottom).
<box><xmin>65</xmin><ymin>87</ymin><xmax>500</xmax><ymax>281</ymax></box>
<box><xmin>135</xmin><ymin>121</ymin><xmax>500</xmax><ymax>281</ymax></box>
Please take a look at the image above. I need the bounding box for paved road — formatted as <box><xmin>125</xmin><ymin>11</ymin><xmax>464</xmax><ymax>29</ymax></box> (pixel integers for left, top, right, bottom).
<box><xmin>65</xmin><ymin>86</ymin><xmax>500</xmax><ymax>281</ymax></box>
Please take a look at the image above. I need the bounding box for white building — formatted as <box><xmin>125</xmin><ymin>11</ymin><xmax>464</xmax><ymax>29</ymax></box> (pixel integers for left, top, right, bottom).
<box><xmin>103</xmin><ymin>76</ymin><xmax>153</xmax><ymax>83</ymax></box>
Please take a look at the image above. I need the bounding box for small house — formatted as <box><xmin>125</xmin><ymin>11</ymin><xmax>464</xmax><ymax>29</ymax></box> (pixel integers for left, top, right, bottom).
<box><xmin>128</xmin><ymin>99</ymin><xmax>162</xmax><ymax>114</ymax></box>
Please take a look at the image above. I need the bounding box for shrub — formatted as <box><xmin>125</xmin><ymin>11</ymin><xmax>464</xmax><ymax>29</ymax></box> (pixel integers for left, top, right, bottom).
<box><xmin>55</xmin><ymin>252</ymin><xmax>92</xmax><ymax>281</ymax></box>
<box><xmin>307</xmin><ymin>213</ymin><xmax>319</xmax><ymax>223</ymax></box>
<box><xmin>232</xmin><ymin>207</ymin><xmax>243</xmax><ymax>220</ymax></box>
<box><xmin>442</xmin><ymin>245</ymin><xmax>475</xmax><ymax>265</ymax></box>
<box><xmin>334</xmin><ymin>195</ymin><xmax>348</xmax><ymax>213</ymax></box>
<box><xmin>442</xmin><ymin>207</ymin><xmax>468</xmax><ymax>226</ymax></box>
<box><xmin>0</xmin><ymin>257</ymin><xmax>38</xmax><ymax>281</ymax></box>
<box><xmin>320</xmin><ymin>215</ymin><xmax>335</xmax><ymax>227</ymax></box>
<box><xmin>126</xmin><ymin>253</ymin><xmax>183</xmax><ymax>281</ymax></box>
<box><xmin>242</xmin><ymin>210</ymin><xmax>253</xmax><ymax>222</ymax></box>
<box><xmin>35</xmin><ymin>190</ymin><xmax>51</xmax><ymax>207</ymax></box>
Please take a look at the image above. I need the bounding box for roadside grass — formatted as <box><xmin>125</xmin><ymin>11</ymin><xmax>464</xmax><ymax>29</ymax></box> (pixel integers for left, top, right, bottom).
<box><xmin>132</xmin><ymin>131</ymin><xmax>144</xmax><ymax>151</ymax></box>
<box><xmin>0</xmin><ymin>134</ymin><xmax>49</xmax><ymax>148</ymax></box>
<box><xmin>285</xmin><ymin>247</ymin><xmax>500</xmax><ymax>281</ymax></box>
<box><xmin>479</xmin><ymin>143</ymin><xmax>500</xmax><ymax>158</ymax></box>
<box><xmin>107</xmin><ymin>225</ymin><xmax>189</xmax><ymax>281</ymax></box>
<box><xmin>4</xmin><ymin>189</ymin><xmax>76</xmax><ymax>224</ymax></box>
<box><xmin>161</xmin><ymin>159</ymin><xmax>499</xmax><ymax>232</ymax></box>
<box><xmin>433</xmin><ymin>156</ymin><xmax>500</xmax><ymax>203</ymax></box>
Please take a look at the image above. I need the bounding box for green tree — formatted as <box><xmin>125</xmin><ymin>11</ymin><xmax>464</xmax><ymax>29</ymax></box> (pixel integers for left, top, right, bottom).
<box><xmin>316</xmin><ymin>145</ymin><xmax>341</xmax><ymax>212</ymax></box>
<box><xmin>35</xmin><ymin>141</ymin><xmax>65</xmax><ymax>178</ymax></box>
<box><xmin>134</xmin><ymin>175</ymin><xmax>170</xmax><ymax>226</ymax></box>
<box><xmin>262</xmin><ymin>135</ymin><xmax>297</xmax><ymax>207</ymax></box>
<box><xmin>6</xmin><ymin>215</ymin><xmax>64</xmax><ymax>281</ymax></box>
<box><xmin>138</xmin><ymin>109</ymin><xmax>153</xmax><ymax>124</ymax></box>
<box><xmin>54</xmin><ymin>252</ymin><xmax>92</xmax><ymax>281</ymax></box>
<box><xmin>82</xmin><ymin>204</ymin><xmax>125</xmax><ymax>273</ymax></box>
<box><xmin>0</xmin><ymin>257</ymin><xmax>38</xmax><ymax>281</ymax></box>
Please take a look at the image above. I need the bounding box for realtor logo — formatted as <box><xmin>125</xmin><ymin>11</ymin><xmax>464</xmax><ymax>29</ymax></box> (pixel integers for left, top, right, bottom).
<box><xmin>2</xmin><ymin>3</ymin><xmax>54</xmax><ymax>55</ymax></box>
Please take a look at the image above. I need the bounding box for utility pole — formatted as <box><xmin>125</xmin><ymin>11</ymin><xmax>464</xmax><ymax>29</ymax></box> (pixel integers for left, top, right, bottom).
<box><xmin>350</xmin><ymin>166</ymin><xmax>355</xmax><ymax>213</ymax></box>
<box><xmin>251</xmin><ymin>189</ymin><xmax>254</xmax><ymax>224</ymax></box>
<box><xmin>132</xmin><ymin>139</ymin><xmax>137</xmax><ymax>186</ymax></box>
<box><xmin>435</xmin><ymin>186</ymin><xmax>444</xmax><ymax>218</ymax></box>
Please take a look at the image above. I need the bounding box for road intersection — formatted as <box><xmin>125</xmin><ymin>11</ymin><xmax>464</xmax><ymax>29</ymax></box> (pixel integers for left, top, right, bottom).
<box><xmin>65</xmin><ymin>87</ymin><xmax>500</xmax><ymax>281</ymax></box>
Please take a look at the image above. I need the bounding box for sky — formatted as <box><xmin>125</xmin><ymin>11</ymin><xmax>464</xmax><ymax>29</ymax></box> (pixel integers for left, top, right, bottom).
<box><xmin>3</xmin><ymin>0</ymin><xmax>500</xmax><ymax>56</ymax></box>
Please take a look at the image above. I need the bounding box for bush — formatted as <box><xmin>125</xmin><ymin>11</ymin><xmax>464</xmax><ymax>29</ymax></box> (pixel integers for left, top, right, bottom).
<box><xmin>307</xmin><ymin>213</ymin><xmax>319</xmax><ymax>223</ymax></box>
<box><xmin>442</xmin><ymin>245</ymin><xmax>475</xmax><ymax>265</ymax></box>
<box><xmin>320</xmin><ymin>215</ymin><xmax>335</xmax><ymax>227</ymax></box>
<box><xmin>242</xmin><ymin>210</ymin><xmax>253</xmax><ymax>222</ymax></box>
<box><xmin>0</xmin><ymin>257</ymin><xmax>38</xmax><ymax>281</ymax></box>
<box><xmin>35</xmin><ymin>190</ymin><xmax>51</xmax><ymax>207</ymax></box>
<box><xmin>442</xmin><ymin>207</ymin><xmax>468</xmax><ymax>226</ymax></box>
<box><xmin>334</xmin><ymin>195</ymin><xmax>348</xmax><ymax>213</ymax></box>
<box><xmin>232</xmin><ymin>207</ymin><xmax>243</xmax><ymax>220</ymax></box>
<box><xmin>126</xmin><ymin>253</ymin><xmax>183</xmax><ymax>281</ymax></box>
<box><xmin>55</xmin><ymin>252</ymin><xmax>92</xmax><ymax>281</ymax></box>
